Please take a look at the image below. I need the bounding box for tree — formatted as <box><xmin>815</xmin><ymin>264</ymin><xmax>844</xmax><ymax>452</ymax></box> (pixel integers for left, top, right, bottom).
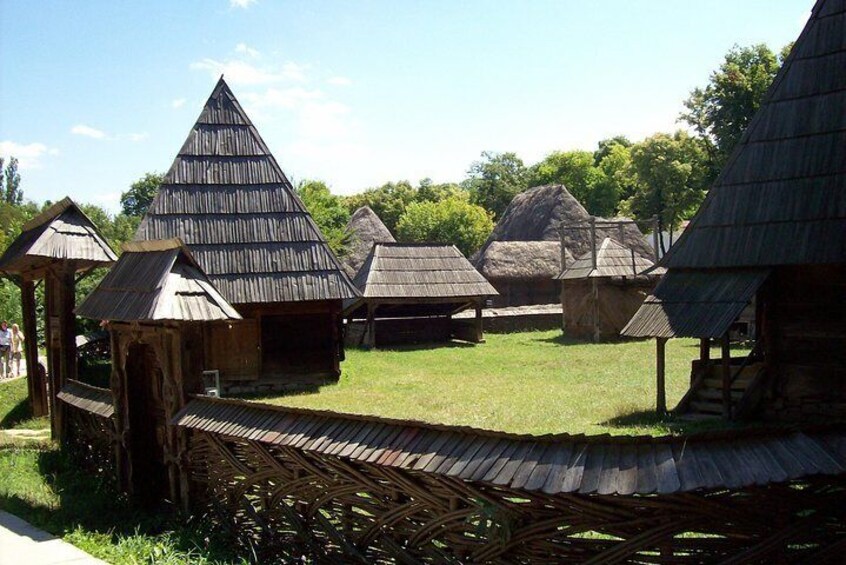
<box><xmin>416</xmin><ymin>178</ymin><xmax>465</xmax><ymax>204</ymax></box>
<box><xmin>681</xmin><ymin>43</ymin><xmax>786</xmax><ymax>167</ymax></box>
<box><xmin>396</xmin><ymin>195</ymin><xmax>494</xmax><ymax>257</ymax></box>
<box><xmin>465</xmin><ymin>151</ymin><xmax>528</xmax><ymax>220</ymax></box>
<box><xmin>0</xmin><ymin>157</ymin><xmax>23</xmax><ymax>205</ymax></box>
<box><xmin>344</xmin><ymin>180</ymin><xmax>417</xmax><ymax>234</ymax></box>
<box><xmin>624</xmin><ymin>131</ymin><xmax>710</xmax><ymax>252</ymax></box>
<box><xmin>528</xmin><ymin>150</ymin><xmax>618</xmax><ymax>217</ymax></box>
<box><xmin>296</xmin><ymin>180</ymin><xmax>350</xmax><ymax>255</ymax></box>
<box><xmin>593</xmin><ymin>135</ymin><xmax>631</xmax><ymax>166</ymax></box>
<box><xmin>121</xmin><ymin>172</ymin><xmax>163</xmax><ymax>217</ymax></box>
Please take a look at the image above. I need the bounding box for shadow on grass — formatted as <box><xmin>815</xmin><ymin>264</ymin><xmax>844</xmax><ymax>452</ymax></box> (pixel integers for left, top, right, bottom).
<box><xmin>0</xmin><ymin>397</ymin><xmax>32</xmax><ymax>429</ymax></box>
<box><xmin>354</xmin><ymin>340</ymin><xmax>477</xmax><ymax>353</ymax></box>
<box><xmin>600</xmin><ymin>408</ymin><xmax>746</xmax><ymax>436</ymax></box>
<box><xmin>0</xmin><ymin>447</ymin><xmax>245</xmax><ymax>563</ymax></box>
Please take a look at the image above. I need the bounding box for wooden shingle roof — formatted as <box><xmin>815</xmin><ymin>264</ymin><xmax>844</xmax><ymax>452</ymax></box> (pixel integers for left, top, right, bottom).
<box><xmin>353</xmin><ymin>243</ymin><xmax>498</xmax><ymax>300</ymax></box>
<box><xmin>174</xmin><ymin>396</ymin><xmax>846</xmax><ymax>495</ymax></box>
<box><xmin>135</xmin><ymin>78</ymin><xmax>359</xmax><ymax>305</ymax></box>
<box><xmin>57</xmin><ymin>380</ymin><xmax>114</xmax><ymax>418</ymax></box>
<box><xmin>0</xmin><ymin>197</ymin><xmax>117</xmax><ymax>275</ymax></box>
<box><xmin>557</xmin><ymin>237</ymin><xmax>661</xmax><ymax>280</ymax></box>
<box><xmin>76</xmin><ymin>239</ymin><xmax>241</xmax><ymax>323</ymax></box>
<box><xmin>661</xmin><ymin>0</ymin><xmax>846</xmax><ymax>269</ymax></box>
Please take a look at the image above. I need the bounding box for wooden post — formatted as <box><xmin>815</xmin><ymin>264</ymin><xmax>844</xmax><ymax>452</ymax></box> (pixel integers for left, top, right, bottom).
<box><xmin>590</xmin><ymin>217</ymin><xmax>599</xmax><ymax>341</ymax></box>
<box><xmin>721</xmin><ymin>333</ymin><xmax>732</xmax><ymax>420</ymax></box>
<box><xmin>652</xmin><ymin>215</ymin><xmax>660</xmax><ymax>263</ymax></box>
<box><xmin>699</xmin><ymin>338</ymin><xmax>710</xmax><ymax>363</ymax></box>
<box><xmin>365</xmin><ymin>303</ymin><xmax>376</xmax><ymax>349</ymax></box>
<box><xmin>560</xmin><ymin>237</ymin><xmax>567</xmax><ymax>333</ymax></box>
<box><xmin>55</xmin><ymin>267</ymin><xmax>77</xmax><ymax>444</ymax></box>
<box><xmin>44</xmin><ymin>275</ymin><xmax>59</xmax><ymax>439</ymax></box>
<box><xmin>21</xmin><ymin>279</ymin><xmax>47</xmax><ymax>417</ymax></box>
<box><xmin>656</xmin><ymin>338</ymin><xmax>667</xmax><ymax>415</ymax></box>
<box><xmin>474</xmin><ymin>301</ymin><xmax>483</xmax><ymax>343</ymax></box>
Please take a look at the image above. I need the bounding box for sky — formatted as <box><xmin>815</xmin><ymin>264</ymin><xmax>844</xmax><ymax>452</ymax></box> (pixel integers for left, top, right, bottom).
<box><xmin>0</xmin><ymin>0</ymin><xmax>811</xmax><ymax>213</ymax></box>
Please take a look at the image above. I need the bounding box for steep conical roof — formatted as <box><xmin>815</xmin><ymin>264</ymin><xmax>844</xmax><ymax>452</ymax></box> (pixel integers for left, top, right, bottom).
<box><xmin>472</xmin><ymin>184</ymin><xmax>653</xmax><ymax>278</ymax></box>
<box><xmin>341</xmin><ymin>206</ymin><xmax>395</xmax><ymax>278</ymax></box>
<box><xmin>662</xmin><ymin>0</ymin><xmax>846</xmax><ymax>269</ymax></box>
<box><xmin>557</xmin><ymin>237</ymin><xmax>660</xmax><ymax>280</ymax></box>
<box><xmin>136</xmin><ymin>78</ymin><xmax>358</xmax><ymax>304</ymax></box>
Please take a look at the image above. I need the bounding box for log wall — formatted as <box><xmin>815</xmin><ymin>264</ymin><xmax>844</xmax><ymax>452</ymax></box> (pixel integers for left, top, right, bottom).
<box><xmin>762</xmin><ymin>265</ymin><xmax>846</xmax><ymax>421</ymax></box>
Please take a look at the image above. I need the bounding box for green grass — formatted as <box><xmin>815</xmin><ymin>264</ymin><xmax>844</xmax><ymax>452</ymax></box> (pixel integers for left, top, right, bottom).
<box><xmin>0</xmin><ymin>378</ymin><xmax>247</xmax><ymax>564</ymax></box>
<box><xmin>257</xmin><ymin>330</ymin><xmax>746</xmax><ymax>436</ymax></box>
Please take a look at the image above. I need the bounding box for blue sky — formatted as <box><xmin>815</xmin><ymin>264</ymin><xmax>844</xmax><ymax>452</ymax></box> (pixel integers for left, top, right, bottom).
<box><xmin>0</xmin><ymin>0</ymin><xmax>810</xmax><ymax>213</ymax></box>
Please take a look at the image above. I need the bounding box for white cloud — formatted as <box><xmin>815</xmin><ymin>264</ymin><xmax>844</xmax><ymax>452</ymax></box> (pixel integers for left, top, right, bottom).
<box><xmin>171</xmin><ymin>98</ymin><xmax>186</xmax><ymax>109</ymax></box>
<box><xmin>327</xmin><ymin>76</ymin><xmax>352</xmax><ymax>86</ymax></box>
<box><xmin>0</xmin><ymin>140</ymin><xmax>58</xmax><ymax>170</ymax></box>
<box><xmin>235</xmin><ymin>43</ymin><xmax>260</xmax><ymax>58</ymax></box>
<box><xmin>191</xmin><ymin>58</ymin><xmax>299</xmax><ymax>86</ymax></box>
<box><xmin>71</xmin><ymin>124</ymin><xmax>107</xmax><ymax>139</ymax></box>
<box><xmin>91</xmin><ymin>191</ymin><xmax>122</xmax><ymax>210</ymax></box>
<box><xmin>229</xmin><ymin>0</ymin><xmax>256</xmax><ymax>8</ymax></box>
<box><xmin>123</xmin><ymin>133</ymin><xmax>149</xmax><ymax>142</ymax></box>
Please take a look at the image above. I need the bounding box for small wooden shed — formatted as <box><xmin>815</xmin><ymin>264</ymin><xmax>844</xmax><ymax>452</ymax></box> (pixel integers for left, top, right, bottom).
<box><xmin>136</xmin><ymin>78</ymin><xmax>359</xmax><ymax>392</ymax></box>
<box><xmin>345</xmin><ymin>243</ymin><xmax>498</xmax><ymax>347</ymax></box>
<box><xmin>558</xmin><ymin>237</ymin><xmax>661</xmax><ymax>341</ymax></box>
<box><xmin>623</xmin><ymin>0</ymin><xmax>846</xmax><ymax>422</ymax></box>
<box><xmin>473</xmin><ymin>184</ymin><xmax>653</xmax><ymax>307</ymax></box>
<box><xmin>76</xmin><ymin>238</ymin><xmax>240</xmax><ymax>503</ymax></box>
<box><xmin>0</xmin><ymin>197</ymin><xmax>116</xmax><ymax>435</ymax></box>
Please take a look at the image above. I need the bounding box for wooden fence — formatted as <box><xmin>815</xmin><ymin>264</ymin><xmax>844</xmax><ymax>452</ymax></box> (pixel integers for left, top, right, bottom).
<box><xmin>58</xmin><ymin>388</ymin><xmax>846</xmax><ymax>563</ymax></box>
<box><xmin>57</xmin><ymin>380</ymin><xmax>116</xmax><ymax>476</ymax></box>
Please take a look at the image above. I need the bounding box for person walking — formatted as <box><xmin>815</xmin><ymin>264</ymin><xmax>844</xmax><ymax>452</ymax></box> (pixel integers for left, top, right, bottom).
<box><xmin>0</xmin><ymin>321</ymin><xmax>11</xmax><ymax>379</ymax></box>
<box><xmin>10</xmin><ymin>324</ymin><xmax>24</xmax><ymax>378</ymax></box>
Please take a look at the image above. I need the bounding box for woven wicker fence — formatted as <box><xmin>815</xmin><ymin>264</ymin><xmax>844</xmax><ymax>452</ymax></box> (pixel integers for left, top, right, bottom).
<box><xmin>186</xmin><ymin>430</ymin><xmax>846</xmax><ymax>564</ymax></box>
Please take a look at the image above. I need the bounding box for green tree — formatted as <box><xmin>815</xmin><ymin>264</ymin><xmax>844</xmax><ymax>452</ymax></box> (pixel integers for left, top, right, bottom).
<box><xmin>416</xmin><ymin>178</ymin><xmax>465</xmax><ymax>203</ymax></box>
<box><xmin>120</xmin><ymin>172</ymin><xmax>163</xmax><ymax>217</ymax></box>
<box><xmin>593</xmin><ymin>135</ymin><xmax>631</xmax><ymax>166</ymax></box>
<box><xmin>681</xmin><ymin>43</ymin><xmax>786</xmax><ymax>167</ymax></box>
<box><xmin>396</xmin><ymin>194</ymin><xmax>494</xmax><ymax>257</ymax></box>
<box><xmin>296</xmin><ymin>180</ymin><xmax>350</xmax><ymax>255</ymax></box>
<box><xmin>528</xmin><ymin>150</ymin><xmax>618</xmax><ymax>217</ymax></box>
<box><xmin>465</xmin><ymin>151</ymin><xmax>528</xmax><ymax>220</ymax></box>
<box><xmin>0</xmin><ymin>157</ymin><xmax>23</xmax><ymax>205</ymax></box>
<box><xmin>624</xmin><ymin>131</ymin><xmax>710</xmax><ymax>252</ymax></box>
<box><xmin>344</xmin><ymin>180</ymin><xmax>417</xmax><ymax>234</ymax></box>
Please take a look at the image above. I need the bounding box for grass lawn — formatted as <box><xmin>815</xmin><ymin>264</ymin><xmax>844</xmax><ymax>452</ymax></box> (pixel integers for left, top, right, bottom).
<box><xmin>0</xmin><ymin>377</ymin><xmax>245</xmax><ymax>564</ymax></box>
<box><xmin>257</xmin><ymin>330</ymin><xmax>747</xmax><ymax>436</ymax></box>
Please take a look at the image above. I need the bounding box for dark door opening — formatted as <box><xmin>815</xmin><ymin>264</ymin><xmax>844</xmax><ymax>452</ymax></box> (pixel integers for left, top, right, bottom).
<box><xmin>125</xmin><ymin>343</ymin><xmax>168</xmax><ymax>504</ymax></box>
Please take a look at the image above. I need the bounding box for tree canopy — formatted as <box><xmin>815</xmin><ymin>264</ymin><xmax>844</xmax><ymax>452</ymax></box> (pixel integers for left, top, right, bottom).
<box><xmin>295</xmin><ymin>180</ymin><xmax>350</xmax><ymax>255</ymax></box>
<box><xmin>396</xmin><ymin>194</ymin><xmax>493</xmax><ymax>257</ymax></box>
<box><xmin>120</xmin><ymin>172</ymin><xmax>163</xmax><ymax>217</ymax></box>
<box><xmin>681</xmin><ymin>43</ymin><xmax>788</xmax><ymax>167</ymax></box>
<box><xmin>466</xmin><ymin>151</ymin><xmax>529</xmax><ymax>220</ymax></box>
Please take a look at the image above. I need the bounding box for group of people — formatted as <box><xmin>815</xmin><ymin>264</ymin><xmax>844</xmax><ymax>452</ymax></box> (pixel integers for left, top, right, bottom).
<box><xmin>0</xmin><ymin>320</ymin><xmax>24</xmax><ymax>379</ymax></box>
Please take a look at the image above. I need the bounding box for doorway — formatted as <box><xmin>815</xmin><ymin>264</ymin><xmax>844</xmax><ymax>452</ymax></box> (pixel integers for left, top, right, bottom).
<box><xmin>125</xmin><ymin>343</ymin><xmax>168</xmax><ymax>503</ymax></box>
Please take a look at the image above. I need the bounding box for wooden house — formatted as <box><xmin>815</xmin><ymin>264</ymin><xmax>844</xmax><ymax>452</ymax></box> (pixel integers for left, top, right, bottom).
<box><xmin>75</xmin><ymin>238</ymin><xmax>241</xmax><ymax>500</ymax></box>
<box><xmin>0</xmin><ymin>197</ymin><xmax>117</xmax><ymax>435</ymax></box>
<box><xmin>623</xmin><ymin>0</ymin><xmax>846</xmax><ymax>422</ymax></box>
<box><xmin>135</xmin><ymin>78</ymin><xmax>359</xmax><ymax>392</ymax></box>
<box><xmin>340</xmin><ymin>206</ymin><xmax>395</xmax><ymax>278</ymax></box>
<box><xmin>558</xmin><ymin>236</ymin><xmax>661</xmax><ymax>341</ymax></box>
<box><xmin>345</xmin><ymin>243</ymin><xmax>498</xmax><ymax>347</ymax></box>
<box><xmin>473</xmin><ymin>184</ymin><xmax>653</xmax><ymax>307</ymax></box>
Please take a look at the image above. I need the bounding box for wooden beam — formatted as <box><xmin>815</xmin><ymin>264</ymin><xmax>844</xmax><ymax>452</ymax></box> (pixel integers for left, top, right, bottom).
<box><xmin>656</xmin><ymin>338</ymin><xmax>667</xmax><ymax>415</ymax></box>
<box><xmin>592</xmin><ymin>278</ymin><xmax>600</xmax><ymax>342</ymax></box>
<box><xmin>699</xmin><ymin>338</ymin><xmax>710</xmax><ymax>363</ymax></box>
<box><xmin>21</xmin><ymin>280</ymin><xmax>46</xmax><ymax>417</ymax></box>
<box><xmin>474</xmin><ymin>301</ymin><xmax>483</xmax><ymax>343</ymax></box>
<box><xmin>721</xmin><ymin>333</ymin><xmax>732</xmax><ymax>420</ymax></box>
<box><xmin>365</xmin><ymin>303</ymin><xmax>376</xmax><ymax>349</ymax></box>
<box><xmin>56</xmin><ymin>267</ymin><xmax>77</xmax><ymax>444</ymax></box>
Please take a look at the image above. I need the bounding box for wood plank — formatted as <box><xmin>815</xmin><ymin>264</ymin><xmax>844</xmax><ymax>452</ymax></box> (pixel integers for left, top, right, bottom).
<box><xmin>450</xmin><ymin>437</ymin><xmax>498</xmax><ymax>479</ymax></box>
<box><xmin>615</xmin><ymin>443</ymin><xmax>639</xmax><ymax>495</ymax></box>
<box><xmin>540</xmin><ymin>444</ymin><xmax>574</xmax><ymax>495</ymax></box>
<box><xmin>654</xmin><ymin>443</ymin><xmax>681</xmax><ymax>494</ymax></box>
<box><xmin>510</xmin><ymin>443</ymin><xmax>548</xmax><ymax>490</ymax></box>
<box><xmin>560</xmin><ymin>444</ymin><xmax>588</xmax><ymax>493</ymax></box>
<box><xmin>523</xmin><ymin>444</ymin><xmax>558</xmax><ymax>491</ymax></box>
<box><xmin>596</xmin><ymin>443</ymin><xmax>621</xmax><ymax>495</ymax></box>
<box><xmin>491</xmin><ymin>442</ymin><xmax>534</xmax><ymax>486</ymax></box>
<box><xmin>479</xmin><ymin>441</ymin><xmax>521</xmax><ymax>483</ymax></box>
<box><xmin>634</xmin><ymin>443</ymin><xmax>658</xmax><ymax>494</ymax></box>
<box><xmin>467</xmin><ymin>439</ymin><xmax>512</xmax><ymax>482</ymax></box>
<box><xmin>577</xmin><ymin>444</ymin><xmax>606</xmax><ymax>494</ymax></box>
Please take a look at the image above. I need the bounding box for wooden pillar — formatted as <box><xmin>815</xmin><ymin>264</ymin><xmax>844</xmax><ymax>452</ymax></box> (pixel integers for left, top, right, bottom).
<box><xmin>721</xmin><ymin>333</ymin><xmax>732</xmax><ymax>420</ymax></box>
<box><xmin>54</xmin><ymin>267</ymin><xmax>77</xmax><ymax>444</ymax></box>
<box><xmin>44</xmin><ymin>275</ymin><xmax>59</xmax><ymax>438</ymax></box>
<box><xmin>591</xmin><ymin>278</ymin><xmax>600</xmax><ymax>342</ymax></box>
<box><xmin>365</xmin><ymin>303</ymin><xmax>376</xmax><ymax>349</ymax></box>
<box><xmin>110</xmin><ymin>330</ymin><xmax>130</xmax><ymax>493</ymax></box>
<box><xmin>474</xmin><ymin>301</ymin><xmax>483</xmax><ymax>343</ymax></box>
<box><xmin>699</xmin><ymin>338</ymin><xmax>710</xmax><ymax>363</ymax></box>
<box><xmin>21</xmin><ymin>279</ymin><xmax>47</xmax><ymax>417</ymax></box>
<box><xmin>656</xmin><ymin>338</ymin><xmax>667</xmax><ymax>415</ymax></box>
<box><xmin>652</xmin><ymin>215</ymin><xmax>660</xmax><ymax>263</ymax></box>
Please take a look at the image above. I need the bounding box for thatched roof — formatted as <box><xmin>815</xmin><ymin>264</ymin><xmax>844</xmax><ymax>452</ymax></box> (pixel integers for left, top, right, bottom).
<box><xmin>77</xmin><ymin>238</ymin><xmax>241</xmax><ymax>323</ymax></box>
<box><xmin>476</xmin><ymin>241</ymin><xmax>572</xmax><ymax>281</ymax></box>
<box><xmin>558</xmin><ymin>238</ymin><xmax>661</xmax><ymax>280</ymax></box>
<box><xmin>341</xmin><ymin>206</ymin><xmax>395</xmax><ymax>278</ymax></box>
<box><xmin>136</xmin><ymin>78</ymin><xmax>358</xmax><ymax>305</ymax></box>
<box><xmin>472</xmin><ymin>185</ymin><xmax>653</xmax><ymax>279</ymax></box>
<box><xmin>624</xmin><ymin>0</ymin><xmax>846</xmax><ymax>338</ymax></box>
<box><xmin>353</xmin><ymin>243</ymin><xmax>498</xmax><ymax>300</ymax></box>
<box><xmin>0</xmin><ymin>197</ymin><xmax>117</xmax><ymax>276</ymax></box>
